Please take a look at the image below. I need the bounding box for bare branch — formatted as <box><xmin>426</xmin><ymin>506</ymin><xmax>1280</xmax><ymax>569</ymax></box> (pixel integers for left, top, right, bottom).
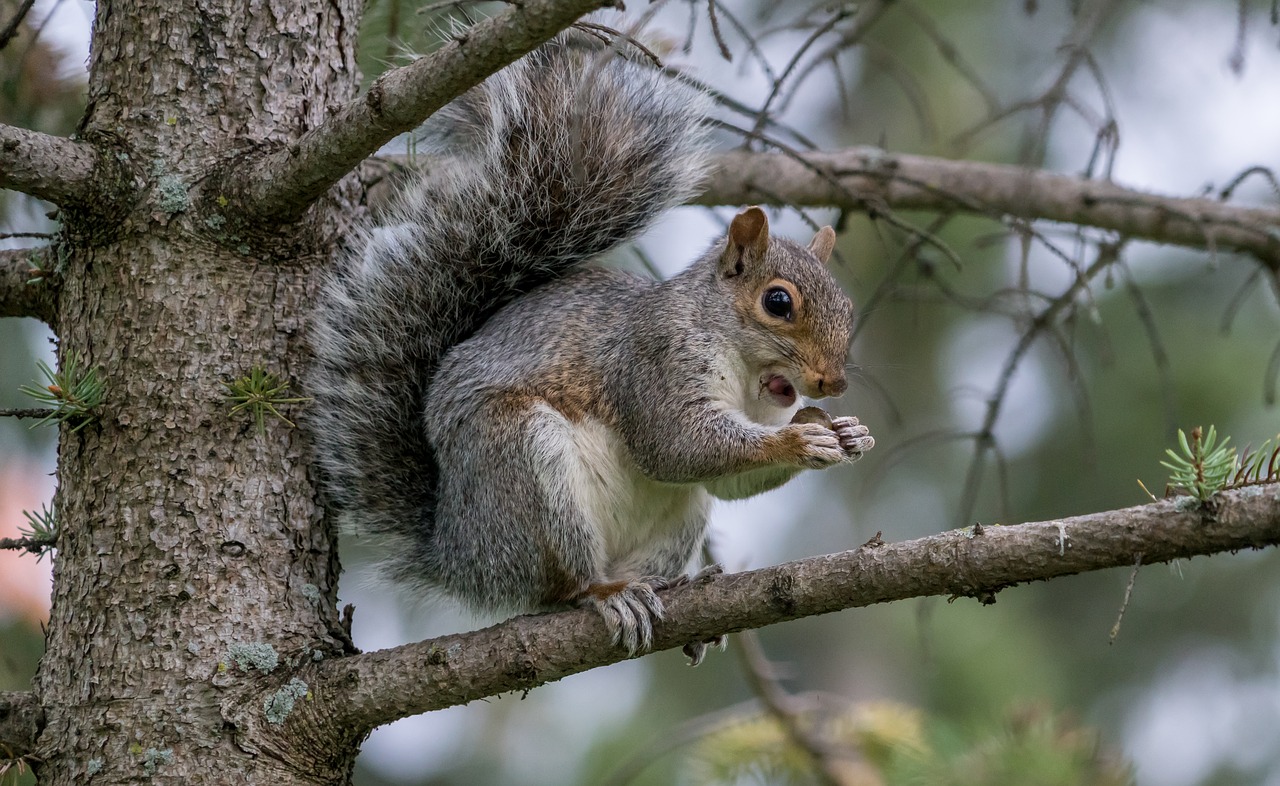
<box><xmin>0</xmin><ymin>691</ymin><xmax>42</xmax><ymax>761</ymax></box>
<box><xmin>0</xmin><ymin>124</ymin><xmax>99</xmax><ymax>207</ymax></box>
<box><xmin>277</xmin><ymin>485</ymin><xmax>1280</xmax><ymax>742</ymax></box>
<box><xmin>736</xmin><ymin>631</ymin><xmax>854</xmax><ymax>786</ymax></box>
<box><xmin>231</xmin><ymin>0</ymin><xmax>617</xmax><ymax>225</ymax></box>
<box><xmin>696</xmin><ymin>149</ymin><xmax>1280</xmax><ymax>266</ymax></box>
<box><xmin>0</xmin><ymin>246</ymin><xmax>57</xmax><ymax>324</ymax></box>
<box><xmin>0</xmin><ymin>0</ymin><xmax>37</xmax><ymax>49</ymax></box>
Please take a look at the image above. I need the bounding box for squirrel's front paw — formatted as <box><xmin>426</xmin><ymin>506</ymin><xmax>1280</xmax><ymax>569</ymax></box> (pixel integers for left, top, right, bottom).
<box><xmin>831</xmin><ymin>416</ymin><xmax>874</xmax><ymax>462</ymax></box>
<box><xmin>771</xmin><ymin>422</ymin><xmax>847</xmax><ymax>469</ymax></box>
<box><xmin>585</xmin><ymin>578</ymin><xmax>667</xmax><ymax>655</ymax></box>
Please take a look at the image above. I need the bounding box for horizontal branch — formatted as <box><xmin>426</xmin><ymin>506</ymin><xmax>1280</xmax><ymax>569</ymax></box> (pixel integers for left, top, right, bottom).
<box><xmin>290</xmin><ymin>485</ymin><xmax>1279</xmax><ymax>742</ymax></box>
<box><xmin>232</xmin><ymin>0</ymin><xmax>614</xmax><ymax>225</ymax></box>
<box><xmin>696</xmin><ymin>149</ymin><xmax>1280</xmax><ymax>266</ymax></box>
<box><xmin>0</xmin><ymin>691</ymin><xmax>43</xmax><ymax>760</ymax></box>
<box><xmin>0</xmin><ymin>247</ymin><xmax>56</xmax><ymax>325</ymax></box>
<box><xmin>0</xmin><ymin>124</ymin><xmax>99</xmax><ymax>207</ymax></box>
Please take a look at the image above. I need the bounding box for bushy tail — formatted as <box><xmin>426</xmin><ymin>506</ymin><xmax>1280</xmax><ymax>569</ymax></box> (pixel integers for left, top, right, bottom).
<box><xmin>309</xmin><ymin>32</ymin><xmax>712</xmax><ymax>545</ymax></box>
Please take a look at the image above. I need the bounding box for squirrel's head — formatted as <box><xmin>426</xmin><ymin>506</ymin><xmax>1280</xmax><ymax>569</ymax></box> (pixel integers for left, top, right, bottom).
<box><xmin>718</xmin><ymin>206</ymin><xmax>854</xmax><ymax>409</ymax></box>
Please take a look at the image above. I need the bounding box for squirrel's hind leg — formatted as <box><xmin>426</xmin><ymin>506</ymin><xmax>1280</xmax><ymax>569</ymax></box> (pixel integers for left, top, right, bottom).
<box><xmin>427</xmin><ymin>393</ymin><xmax>607</xmax><ymax>613</ymax></box>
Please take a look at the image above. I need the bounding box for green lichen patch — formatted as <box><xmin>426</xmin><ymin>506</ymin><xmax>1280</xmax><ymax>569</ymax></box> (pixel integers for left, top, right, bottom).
<box><xmin>155</xmin><ymin>174</ymin><xmax>190</xmax><ymax>214</ymax></box>
<box><xmin>141</xmin><ymin>747</ymin><xmax>173</xmax><ymax>776</ymax></box>
<box><xmin>263</xmin><ymin>678</ymin><xmax>310</xmax><ymax>726</ymax></box>
<box><xmin>222</xmin><ymin>642</ymin><xmax>279</xmax><ymax>673</ymax></box>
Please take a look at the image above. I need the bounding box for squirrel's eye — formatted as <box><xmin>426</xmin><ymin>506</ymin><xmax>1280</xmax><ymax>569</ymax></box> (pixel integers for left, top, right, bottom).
<box><xmin>762</xmin><ymin>287</ymin><xmax>793</xmax><ymax>320</ymax></box>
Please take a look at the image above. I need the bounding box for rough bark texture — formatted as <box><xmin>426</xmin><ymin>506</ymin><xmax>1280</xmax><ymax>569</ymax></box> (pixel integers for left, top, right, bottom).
<box><xmin>31</xmin><ymin>1</ymin><xmax>363</xmax><ymax>783</ymax></box>
<box><xmin>0</xmin><ymin>125</ymin><xmax>98</xmax><ymax>207</ymax></box>
<box><xmin>0</xmin><ymin>246</ymin><xmax>56</xmax><ymax>324</ymax></box>
<box><xmin>290</xmin><ymin>485</ymin><xmax>1280</xmax><ymax>738</ymax></box>
<box><xmin>0</xmin><ymin>691</ymin><xmax>41</xmax><ymax>760</ymax></box>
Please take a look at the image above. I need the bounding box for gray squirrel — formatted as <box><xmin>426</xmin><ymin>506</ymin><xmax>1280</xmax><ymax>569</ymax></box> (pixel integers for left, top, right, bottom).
<box><xmin>310</xmin><ymin>31</ymin><xmax>874</xmax><ymax>661</ymax></box>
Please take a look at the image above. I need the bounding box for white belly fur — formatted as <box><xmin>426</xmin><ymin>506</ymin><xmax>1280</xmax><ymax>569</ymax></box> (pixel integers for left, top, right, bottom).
<box><xmin>528</xmin><ymin>404</ymin><xmax>708</xmax><ymax>569</ymax></box>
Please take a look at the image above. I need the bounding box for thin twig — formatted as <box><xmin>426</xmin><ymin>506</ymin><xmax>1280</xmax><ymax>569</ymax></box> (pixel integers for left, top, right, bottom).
<box><xmin>1109</xmin><ymin>553</ymin><xmax>1143</xmax><ymax>644</ymax></box>
<box><xmin>0</xmin><ymin>408</ymin><xmax>55</xmax><ymax>419</ymax></box>
<box><xmin>0</xmin><ymin>0</ymin><xmax>37</xmax><ymax>49</ymax></box>
<box><xmin>0</xmin><ymin>536</ymin><xmax>52</xmax><ymax>555</ymax></box>
<box><xmin>735</xmin><ymin>631</ymin><xmax>856</xmax><ymax>786</ymax></box>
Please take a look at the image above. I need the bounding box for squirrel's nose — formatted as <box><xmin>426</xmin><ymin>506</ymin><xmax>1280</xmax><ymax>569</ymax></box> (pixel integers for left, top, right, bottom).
<box><xmin>811</xmin><ymin>372</ymin><xmax>847</xmax><ymax>398</ymax></box>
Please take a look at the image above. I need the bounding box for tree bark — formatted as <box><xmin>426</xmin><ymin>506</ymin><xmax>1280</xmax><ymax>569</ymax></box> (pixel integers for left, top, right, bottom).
<box><xmin>0</xmin><ymin>125</ymin><xmax>98</xmax><ymax>207</ymax></box>
<box><xmin>697</xmin><ymin>149</ymin><xmax>1280</xmax><ymax>266</ymax></box>
<box><xmin>287</xmin><ymin>485</ymin><xmax>1280</xmax><ymax>740</ymax></box>
<box><xmin>0</xmin><ymin>246</ymin><xmax>56</xmax><ymax>324</ymax></box>
<box><xmin>383</xmin><ymin>148</ymin><xmax>1280</xmax><ymax>265</ymax></box>
<box><xmin>228</xmin><ymin>0</ymin><xmax>617</xmax><ymax>224</ymax></box>
<box><xmin>30</xmin><ymin>1</ymin><xmax>363</xmax><ymax>783</ymax></box>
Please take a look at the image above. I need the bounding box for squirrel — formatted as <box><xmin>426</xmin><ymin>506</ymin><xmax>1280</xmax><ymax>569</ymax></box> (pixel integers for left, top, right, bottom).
<box><xmin>309</xmin><ymin>30</ymin><xmax>874</xmax><ymax>663</ymax></box>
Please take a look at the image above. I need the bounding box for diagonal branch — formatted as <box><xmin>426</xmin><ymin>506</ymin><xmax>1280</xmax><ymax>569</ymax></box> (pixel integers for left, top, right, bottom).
<box><xmin>0</xmin><ymin>124</ymin><xmax>99</xmax><ymax>207</ymax></box>
<box><xmin>0</xmin><ymin>691</ymin><xmax>43</xmax><ymax>760</ymax></box>
<box><xmin>228</xmin><ymin>0</ymin><xmax>617</xmax><ymax>225</ymax></box>
<box><xmin>0</xmin><ymin>246</ymin><xmax>57</xmax><ymax>325</ymax></box>
<box><xmin>266</xmin><ymin>485</ymin><xmax>1280</xmax><ymax>747</ymax></box>
<box><xmin>695</xmin><ymin>149</ymin><xmax>1280</xmax><ymax>266</ymax></box>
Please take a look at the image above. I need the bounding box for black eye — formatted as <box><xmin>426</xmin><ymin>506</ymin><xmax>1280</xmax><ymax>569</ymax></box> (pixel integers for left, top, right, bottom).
<box><xmin>762</xmin><ymin>287</ymin><xmax>793</xmax><ymax>320</ymax></box>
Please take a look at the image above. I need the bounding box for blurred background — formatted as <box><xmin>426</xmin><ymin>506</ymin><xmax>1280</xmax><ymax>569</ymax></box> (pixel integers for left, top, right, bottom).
<box><xmin>3</xmin><ymin>1</ymin><xmax>1278</xmax><ymax>784</ymax></box>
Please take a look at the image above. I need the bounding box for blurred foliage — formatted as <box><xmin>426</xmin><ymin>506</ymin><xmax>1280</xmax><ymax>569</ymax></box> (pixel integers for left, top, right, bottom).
<box><xmin>0</xmin><ymin>11</ymin><xmax>70</xmax><ymax>786</ymax></box>
<box><xmin>0</xmin><ymin>0</ymin><xmax>77</xmax><ymax>455</ymax></box>
<box><xmin>686</xmin><ymin>701</ymin><xmax>1129</xmax><ymax>786</ymax></box>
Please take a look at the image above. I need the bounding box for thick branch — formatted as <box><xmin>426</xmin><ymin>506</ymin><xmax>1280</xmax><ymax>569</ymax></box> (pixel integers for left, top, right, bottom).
<box><xmin>297</xmin><ymin>485</ymin><xmax>1279</xmax><ymax>740</ymax></box>
<box><xmin>0</xmin><ymin>247</ymin><xmax>56</xmax><ymax>324</ymax></box>
<box><xmin>233</xmin><ymin>0</ymin><xmax>614</xmax><ymax>224</ymax></box>
<box><xmin>696</xmin><ymin>149</ymin><xmax>1280</xmax><ymax>266</ymax></box>
<box><xmin>0</xmin><ymin>124</ymin><xmax>98</xmax><ymax>207</ymax></box>
<box><xmin>0</xmin><ymin>691</ymin><xmax>43</xmax><ymax>760</ymax></box>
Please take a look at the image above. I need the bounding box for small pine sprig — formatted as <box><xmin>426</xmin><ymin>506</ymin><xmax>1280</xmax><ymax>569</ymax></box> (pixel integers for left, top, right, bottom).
<box><xmin>1160</xmin><ymin>426</ymin><xmax>1237</xmax><ymax>502</ymax></box>
<box><xmin>224</xmin><ymin>366</ymin><xmax>310</xmax><ymax>436</ymax></box>
<box><xmin>18</xmin><ymin>353</ymin><xmax>105</xmax><ymax>433</ymax></box>
<box><xmin>26</xmin><ymin>250</ymin><xmax>51</xmax><ymax>284</ymax></box>
<box><xmin>0</xmin><ymin>752</ymin><xmax>39</xmax><ymax>786</ymax></box>
<box><xmin>26</xmin><ymin>243</ymin><xmax>68</xmax><ymax>285</ymax></box>
<box><xmin>19</xmin><ymin>503</ymin><xmax>58</xmax><ymax>561</ymax></box>
<box><xmin>1232</xmin><ymin>437</ymin><xmax>1280</xmax><ymax>487</ymax></box>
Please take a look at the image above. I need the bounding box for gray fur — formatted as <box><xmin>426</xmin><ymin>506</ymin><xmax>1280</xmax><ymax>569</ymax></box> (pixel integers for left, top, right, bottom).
<box><xmin>311</xmin><ymin>33</ymin><xmax>873</xmax><ymax>652</ymax></box>
<box><xmin>310</xmin><ymin>33</ymin><xmax>712</xmax><ymax>597</ymax></box>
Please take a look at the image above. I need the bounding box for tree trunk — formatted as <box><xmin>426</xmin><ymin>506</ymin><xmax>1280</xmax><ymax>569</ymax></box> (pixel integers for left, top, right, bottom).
<box><xmin>35</xmin><ymin>2</ymin><xmax>363</xmax><ymax>783</ymax></box>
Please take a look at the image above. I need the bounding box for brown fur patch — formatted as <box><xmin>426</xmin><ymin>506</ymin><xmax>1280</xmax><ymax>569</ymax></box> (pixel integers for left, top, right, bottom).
<box><xmin>582</xmin><ymin>579</ymin><xmax>631</xmax><ymax>602</ymax></box>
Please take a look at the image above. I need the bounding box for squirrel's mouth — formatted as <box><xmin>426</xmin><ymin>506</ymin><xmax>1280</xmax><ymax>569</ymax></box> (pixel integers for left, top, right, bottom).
<box><xmin>763</xmin><ymin>374</ymin><xmax>798</xmax><ymax>408</ymax></box>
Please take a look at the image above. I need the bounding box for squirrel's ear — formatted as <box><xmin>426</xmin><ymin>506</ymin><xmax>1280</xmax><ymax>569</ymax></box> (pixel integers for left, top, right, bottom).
<box><xmin>720</xmin><ymin>206</ymin><xmax>770</xmax><ymax>278</ymax></box>
<box><xmin>808</xmin><ymin>226</ymin><xmax>836</xmax><ymax>264</ymax></box>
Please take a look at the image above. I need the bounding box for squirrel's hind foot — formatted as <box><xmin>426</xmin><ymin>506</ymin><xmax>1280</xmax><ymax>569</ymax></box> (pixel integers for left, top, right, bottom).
<box><xmin>683</xmin><ymin>635</ymin><xmax>727</xmax><ymax>667</ymax></box>
<box><xmin>585</xmin><ymin>565</ymin><xmax>726</xmax><ymax>659</ymax></box>
<box><xmin>585</xmin><ymin>578</ymin><xmax>667</xmax><ymax>655</ymax></box>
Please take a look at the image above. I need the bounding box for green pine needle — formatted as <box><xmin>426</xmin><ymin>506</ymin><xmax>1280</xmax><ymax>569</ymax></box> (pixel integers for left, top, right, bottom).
<box><xmin>18</xmin><ymin>353</ymin><xmax>105</xmax><ymax>433</ymax></box>
<box><xmin>19</xmin><ymin>503</ymin><xmax>58</xmax><ymax>561</ymax></box>
<box><xmin>224</xmin><ymin>366</ymin><xmax>310</xmax><ymax>437</ymax></box>
<box><xmin>1159</xmin><ymin>426</ymin><xmax>1237</xmax><ymax>502</ymax></box>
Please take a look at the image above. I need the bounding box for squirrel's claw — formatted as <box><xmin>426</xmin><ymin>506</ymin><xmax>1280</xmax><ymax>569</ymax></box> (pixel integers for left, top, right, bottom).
<box><xmin>589</xmin><ymin>580</ymin><xmax>665</xmax><ymax>655</ymax></box>
<box><xmin>664</xmin><ymin>563</ymin><xmax>724</xmax><ymax>590</ymax></box>
<box><xmin>831</xmin><ymin>416</ymin><xmax>874</xmax><ymax>462</ymax></box>
<box><xmin>663</xmin><ymin>565</ymin><xmax>726</xmax><ymax>665</ymax></box>
<box><xmin>683</xmin><ymin>634</ymin><xmax>728</xmax><ymax>667</ymax></box>
<box><xmin>588</xmin><ymin>568</ymin><xmax>724</xmax><ymax>657</ymax></box>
